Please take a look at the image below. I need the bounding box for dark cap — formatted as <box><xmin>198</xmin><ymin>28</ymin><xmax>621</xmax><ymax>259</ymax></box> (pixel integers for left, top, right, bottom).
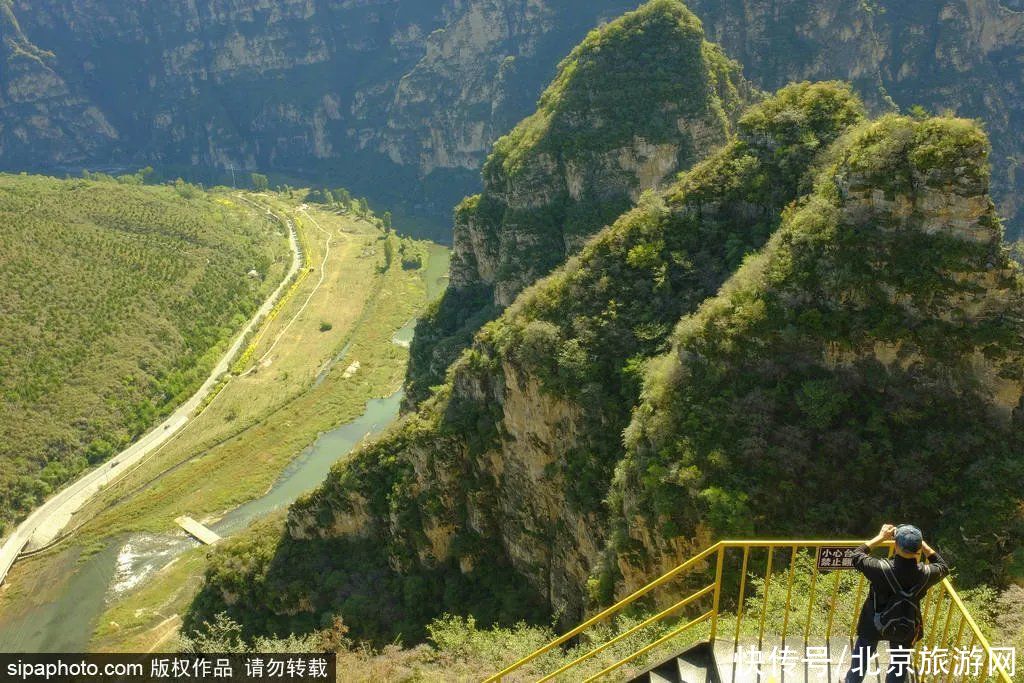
<box><xmin>895</xmin><ymin>525</ymin><xmax>923</xmax><ymax>553</ymax></box>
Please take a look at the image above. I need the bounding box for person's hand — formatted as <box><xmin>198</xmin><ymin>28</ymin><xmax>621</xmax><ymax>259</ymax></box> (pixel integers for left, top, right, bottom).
<box><xmin>868</xmin><ymin>524</ymin><xmax>894</xmax><ymax>547</ymax></box>
<box><xmin>921</xmin><ymin>539</ymin><xmax>934</xmax><ymax>556</ymax></box>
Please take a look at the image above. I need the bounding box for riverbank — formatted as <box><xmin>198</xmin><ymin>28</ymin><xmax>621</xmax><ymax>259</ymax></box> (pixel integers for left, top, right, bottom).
<box><xmin>0</xmin><ymin>194</ymin><xmax>449</xmax><ymax>652</ymax></box>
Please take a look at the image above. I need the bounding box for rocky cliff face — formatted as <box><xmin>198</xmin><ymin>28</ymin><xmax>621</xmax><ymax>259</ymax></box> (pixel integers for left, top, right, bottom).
<box><xmin>190</xmin><ymin>87</ymin><xmax>1023</xmax><ymax>642</ymax></box>
<box><xmin>617</xmin><ymin>113</ymin><xmax>1024</xmax><ymax>591</ymax></box>
<box><xmin>187</xmin><ymin>80</ymin><xmax>874</xmax><ymax>635</ymax></box>
<box><xmin>0</xmin><ymin>0</ymin><xmax>637</xmax><ymax>238</ymax></box>
<box><xmin>404</xmin><ymin>0</ymin><xmax>752</xmax><ymax>407</ymax></box>
<box><xmin>369</xmin><ymin>0</ymin><xmax>637</xmax><ymax>176</ymax></box>
<box><xmin>685</xmin><ymin>0</ymin><xmax>1024</xmax><ymax>244</ymax></box>
<box><xmin>187</xmin><ymin>1</ymin><xmax>1023</xmax><ymax>643</ymax></box>
<box><xmin>296</xmin><ymin>81</ymin><xmax>868</xmax><ymax>618</ymax></box>
<box><xmin>8</xmin><ymin>0</ymin><xmax>410</xmax><ymax>164</ymax></box>
<box><xmin>1</xmin><ymin>0</ymin><xmax>1022</xmax><ymax>242</ymax></box>
<box><xmin>0</xmin><ymin>2</ymin><xmax>117</xmax><ymax>164</ymax></box>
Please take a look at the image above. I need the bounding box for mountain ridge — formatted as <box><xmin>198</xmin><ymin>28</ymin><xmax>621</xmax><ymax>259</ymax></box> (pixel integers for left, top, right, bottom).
<box><xmin>176</xmin><ymin>0</ymin><xmax>1024</xmax><ymax>647</ymax></box>
<box><xmin>0</xmin><ymin>0</ymin><xmax>1022</xmax><ymax>242</ymax></box>
<box><xmin>405</xmin><ymin>0</ymin><xmax>753</xmax><ymax>408</ymax></box>
<box><xmin>615</xmin><ymin>112</ymin><xmax>1024</xmax><ymax>589</ymax></box>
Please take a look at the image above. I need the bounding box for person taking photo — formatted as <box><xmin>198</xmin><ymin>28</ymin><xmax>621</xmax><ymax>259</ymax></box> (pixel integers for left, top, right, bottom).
<box><xmin>845</xmin><ymin>523</ymin><xmax>950</xmax><ymax>683</ymax></box>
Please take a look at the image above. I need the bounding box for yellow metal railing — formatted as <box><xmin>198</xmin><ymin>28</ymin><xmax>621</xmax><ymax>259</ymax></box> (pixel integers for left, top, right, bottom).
<box><xmin>485</xmin><ymin>540</ymin><xmax>1013</xmax><ymax>683</ymax></box>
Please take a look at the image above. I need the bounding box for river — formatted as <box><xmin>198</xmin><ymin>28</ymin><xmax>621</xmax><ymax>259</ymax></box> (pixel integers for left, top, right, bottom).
<box><xmin>0</xmin><ymin>243</ymin><xmax>450</xmax><ymax>652</ymax></box>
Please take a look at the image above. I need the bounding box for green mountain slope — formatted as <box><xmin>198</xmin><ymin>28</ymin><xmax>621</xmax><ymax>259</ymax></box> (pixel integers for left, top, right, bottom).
<box><xmin>189</xmin><ymin>102</ymin><xmax>1023</xmax><ymax>645</ymax></box>
<box><xmin>0</xmin><ymin>174</ymin><xmax>289</xmax><ymax>529</ymax></box>
<box><xmin>617</xmin><ymin>113</ymin><xmax>1024</xmax><ymax>587</ymax></box>
<box><xmin>185</xmin><ymin>2</ymin><xmax>1023</xmax><ymax>649</ymax></box>
<box><xmin>185</xmin><ymin>82</ymin><xmax>868</xmax><ymax>640</ymax></box>
<box><xmin>406</xmin><ymin>0</ymin><xmax>752</xmax><ymax>408</ymax></box>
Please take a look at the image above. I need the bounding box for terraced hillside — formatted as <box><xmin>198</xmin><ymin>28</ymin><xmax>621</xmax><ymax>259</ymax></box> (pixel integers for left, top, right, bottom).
<box><xmin>0</xmin><ymin>174</ymin><xmax>289</xmax><ymax>529</ymax></box>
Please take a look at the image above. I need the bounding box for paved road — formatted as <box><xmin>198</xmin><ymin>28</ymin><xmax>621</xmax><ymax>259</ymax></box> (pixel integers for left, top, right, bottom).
<box><xmin>0</xmin><ymin>197</ymin><xmax>301</xmax><ymax>585</ymax></box>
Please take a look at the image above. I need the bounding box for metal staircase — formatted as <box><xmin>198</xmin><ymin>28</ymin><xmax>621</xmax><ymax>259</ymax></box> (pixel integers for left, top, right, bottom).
<box><xmin>630</xmin><ymin>641</ymin><xmax>720</xmax><ymax>683</ymax></box>
<box><xmin>485</xmin><ymin>540</ymin><xmax>1013</xmax><ymax>682</ymax></box>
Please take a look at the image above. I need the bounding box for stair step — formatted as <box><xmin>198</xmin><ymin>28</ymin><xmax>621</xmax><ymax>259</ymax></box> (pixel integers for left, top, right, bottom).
<box><xmin>678</xmin><ymin>655</ymin><xmax>713</xmax><ymax>683</ymax></box>
<box><xmin>630</xmin><ymin>636</ymin><xmax>914</xmax><ymax>683</ymax></box>
<box><xmin>631</xmin><ymin>641</ymin><xmax>719</xmax><ymax>683</ymax></box>
<box><xmin>713</xmin><ymin>637</ymin><xmax>889</xmax><ymax>683</ymax></box>
<box><xmin>649</xmin><ymin>671</ymin><xmax>678</xmax><ymax>683</ymax></box>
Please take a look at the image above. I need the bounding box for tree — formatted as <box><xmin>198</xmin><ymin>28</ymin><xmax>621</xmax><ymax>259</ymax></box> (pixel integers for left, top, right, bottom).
<box><xmin>382</xmin><ymin>237</ymin><xmax>394</xmax><ymax>271</ymax></box>
<box><xmin>174</xmin><ymin>178</ymin><xmax>199</xmax><ymax>199</ymax></box>
<box><xmin>383</xmin><ymin>211</ymin><xmax>393</xmax><ymax>233</ymax></box>
<box><xmin>251</xmin><ymin>173</ymin><xmax>269</xmax><ymax>192</ymax></box>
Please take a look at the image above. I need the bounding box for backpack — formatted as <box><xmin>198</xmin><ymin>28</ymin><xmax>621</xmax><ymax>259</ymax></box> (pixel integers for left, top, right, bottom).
<box><xmin>872</xmin><ymin>561</ymin><xmax>929</xmax><ymax>643</ymax></box>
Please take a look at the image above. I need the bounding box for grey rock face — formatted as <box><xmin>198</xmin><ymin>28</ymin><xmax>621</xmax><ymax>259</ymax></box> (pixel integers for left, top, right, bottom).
<box><xmin>2</xmin><ymin>1</ymin><xmax>1021</xmax><ymax>241</ymax></box>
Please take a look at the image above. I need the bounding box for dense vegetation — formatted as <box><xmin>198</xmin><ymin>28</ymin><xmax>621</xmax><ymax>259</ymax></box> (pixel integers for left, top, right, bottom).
<box><xmin>192</xmin><ymin>106</ymin><xmax>1023</xmax><ymax>645</ymax></box>
<box><xmin>404</xmin><ymin>0</ymin><xmax>752</xmax><ymax>408</ymax></box>
<box><xmin>188</xmin><ymin>81</ymin><xmax>871</xmax><ymax>641</ymax></box>
<box><xmin>185</xmin><ymin>515</ymin><xmax>547</xmax><ymax>645</ymax></box>
<box><xmin>187</xmin><ymin>0</ymin><xmax>1023</xmax><ymax>658</ymax></box>
<box><xmin>0</xmin><ymin>174</ymin><xmax>288</xmax><ymax>529</ymax></box>
<box><xmin>483</xmin><ymin>0</ymin><xmax>742</xmax><ymax>183</ymax></box>
<box><xmin>184</xmin><ymin>560</ymin><xmax>1022</xmax><ymax>682</ymax></box>
<box><xmin>617</xmin><ymin>114</ymin><xmax>1024</xmax><ymax>585</ymax></box>
<box><xmin>478</xmin><ymin>82</ymin><xmax>866</xmax><ymax>516</ymax></box>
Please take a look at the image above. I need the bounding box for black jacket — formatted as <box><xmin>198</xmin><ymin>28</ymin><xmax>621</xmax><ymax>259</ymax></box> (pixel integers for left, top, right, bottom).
<box><xmin>852</xmin><ymin>543</ymin><xmax>950</xmax><ymax>642</ymax></box>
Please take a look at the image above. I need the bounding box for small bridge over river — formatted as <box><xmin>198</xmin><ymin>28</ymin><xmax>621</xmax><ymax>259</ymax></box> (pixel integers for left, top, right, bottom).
<box><xmin>174</xmin><ymin>516</ymin><xmax>221</xmax><ymax>545</ymax></box>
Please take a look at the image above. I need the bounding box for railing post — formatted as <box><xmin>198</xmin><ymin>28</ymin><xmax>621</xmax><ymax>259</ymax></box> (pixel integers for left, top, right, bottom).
<box><xmin>780</xmin><ymin>545</ymin><xmax>799</xmax><ymax>647</ymax></box>
<box><xmin>733</xmin><ymin>545</ymin><xmax>751</xmax><ymax>652</ymax></box>
<box><xmin>802</xmin><ymin>555</ymin><xmax>820</xmax><ymax>648</ymax></box>
<box><xmin>944</xmin><ymin>616</ymin><xmax>966</xmax><ymax>683</ymax></box>
<box><xmin>758</xmin><ymin>545</ymin><xmax>776</xmax><ymax>651</ymax></box>
<box><xmin>710</xmin><ymin>544</ymin><xmax>725</xmax><ymax>644</ymax></box>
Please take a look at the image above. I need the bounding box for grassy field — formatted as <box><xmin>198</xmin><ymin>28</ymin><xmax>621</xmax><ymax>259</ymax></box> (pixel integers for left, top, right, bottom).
<box><xmin>68</xmin><ymin>195</ymin><xmax>438</xmax><ymax>536</ymax></box>
<box><xmin>0</xmin><ymin>174</ymin><xmax>289</xmax><ymax>530</ymax></box>
<box><xmin>50</xmin><ymin>194</ymin><xmax>448</xmax><ymax>651</ymax></box>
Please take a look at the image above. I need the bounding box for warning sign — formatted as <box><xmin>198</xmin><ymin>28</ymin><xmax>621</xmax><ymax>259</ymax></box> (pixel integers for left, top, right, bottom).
<box><xmin>816</xmin><ymin>546</ymin><xmax>858</xmax><ymax>571</ymax></box>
